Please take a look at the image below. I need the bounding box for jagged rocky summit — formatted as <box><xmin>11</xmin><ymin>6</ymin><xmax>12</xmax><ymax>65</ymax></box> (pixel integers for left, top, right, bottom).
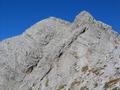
<box><xmin>0</xmin><ymin>11</ymin><xmax>120</xmax><ymax>90</ymax></box>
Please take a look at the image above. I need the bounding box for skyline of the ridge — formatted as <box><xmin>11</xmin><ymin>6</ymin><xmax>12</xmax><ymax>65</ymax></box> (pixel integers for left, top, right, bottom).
<box><xmin>0</xmin><ymin>0</ymin><xmax>120</xmax><ymax>40</ymax></box>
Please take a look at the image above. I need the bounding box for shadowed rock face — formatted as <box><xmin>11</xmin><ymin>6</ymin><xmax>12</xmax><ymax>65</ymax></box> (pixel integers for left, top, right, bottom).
<box><xmin>0</xmin><ymin>11</ymin><xmax>120</xmax><ymax>90</ymax></box>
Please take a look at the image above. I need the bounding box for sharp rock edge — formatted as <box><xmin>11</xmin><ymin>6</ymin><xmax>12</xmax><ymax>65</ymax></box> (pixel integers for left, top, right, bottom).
<box><xmin>0</xmin><ymin>11</ymin><xmax>120</xmax><ymax>90</ymax></box>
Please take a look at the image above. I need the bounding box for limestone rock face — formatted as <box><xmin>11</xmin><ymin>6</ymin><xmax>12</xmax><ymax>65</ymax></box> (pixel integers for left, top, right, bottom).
<box><xmin>0</xmin><ymin>11</ymin><xmax>120</xmax><ymax>90</ymax></box>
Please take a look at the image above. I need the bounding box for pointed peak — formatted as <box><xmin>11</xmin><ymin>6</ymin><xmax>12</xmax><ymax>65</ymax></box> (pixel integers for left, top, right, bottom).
<box><xmin>77</xmin><ymin>11</ymin><xmax>93</xmax><ymax>18</ymax></box>
<box><xmin>73</xmin><ymin>11</ymin><xmax>112</xmax><ymax>30</ymax></box>
<box><xmin>73</xmin><ymin>11</ymin><xmax>94</xmax><ymax>26</ymax></box>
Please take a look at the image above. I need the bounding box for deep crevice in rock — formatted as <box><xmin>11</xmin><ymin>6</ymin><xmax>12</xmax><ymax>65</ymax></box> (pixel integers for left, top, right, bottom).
<box><xmin>40</xmin><ymin>65</ymin><xmax>52</xmax><ymax>81</ymax></box>
<box><xmin>55</xmin><ymin>26</ymin><xmax>87</xmax><ymax>61</ymax></box>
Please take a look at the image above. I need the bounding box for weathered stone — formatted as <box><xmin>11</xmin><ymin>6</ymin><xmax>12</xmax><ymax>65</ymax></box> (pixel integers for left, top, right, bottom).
<box><xmin>0</xmin><ymin>11</ymin><xmax>120</xmax><ymax>90</ymax></box>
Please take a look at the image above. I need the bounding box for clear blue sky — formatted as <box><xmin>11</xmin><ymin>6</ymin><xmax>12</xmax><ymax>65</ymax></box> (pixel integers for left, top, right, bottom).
<box><xmin>0</xmin><ymin>0</ymin><xmax>120</xmax><ymax>40</ymax></box>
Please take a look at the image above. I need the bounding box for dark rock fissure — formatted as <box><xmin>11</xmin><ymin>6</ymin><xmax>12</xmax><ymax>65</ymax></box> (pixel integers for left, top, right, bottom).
<box><xmin>55</xmin><ymin>27</ymin><xmax>87</xmax><ymax>61</ymax></box>
<box><xmin>40</xmin><ymin>65</ymin><xmax>52</xmax><ymax>81</ymax></box>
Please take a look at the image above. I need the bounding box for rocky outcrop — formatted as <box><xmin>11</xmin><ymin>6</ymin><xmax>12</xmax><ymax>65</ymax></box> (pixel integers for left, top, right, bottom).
<box><xmin>0</xmin><ymin>11</ymin><xmax>120</xmax><ymax>90</ymax></box>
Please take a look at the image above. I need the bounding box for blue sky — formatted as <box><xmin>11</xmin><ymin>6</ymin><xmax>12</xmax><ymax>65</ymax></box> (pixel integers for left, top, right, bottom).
<box><xmin>0</xmin><ymin>0</ymin><xmax>120</xmax><ymax>40</ymax></box>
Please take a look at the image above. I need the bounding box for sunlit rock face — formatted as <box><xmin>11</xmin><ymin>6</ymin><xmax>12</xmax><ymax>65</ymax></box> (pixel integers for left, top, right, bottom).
<box><xmin>0</xmin><ymin>11</ymin><xmax>120</xmax><ymax>90</ymax></box>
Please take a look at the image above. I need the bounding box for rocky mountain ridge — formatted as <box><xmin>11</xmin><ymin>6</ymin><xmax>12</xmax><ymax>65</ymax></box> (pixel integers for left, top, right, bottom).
<box><xmin>0</xmin><ymin>11</ymin><xmax>120</xmax><ymax>90</ymax></box>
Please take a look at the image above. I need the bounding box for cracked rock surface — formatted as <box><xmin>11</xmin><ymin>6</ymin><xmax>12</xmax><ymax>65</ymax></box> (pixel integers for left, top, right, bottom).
<box><xmin>0</xmin><ymin>11</ymin><xmax>120</xmax><ymax>90</ymax></box>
